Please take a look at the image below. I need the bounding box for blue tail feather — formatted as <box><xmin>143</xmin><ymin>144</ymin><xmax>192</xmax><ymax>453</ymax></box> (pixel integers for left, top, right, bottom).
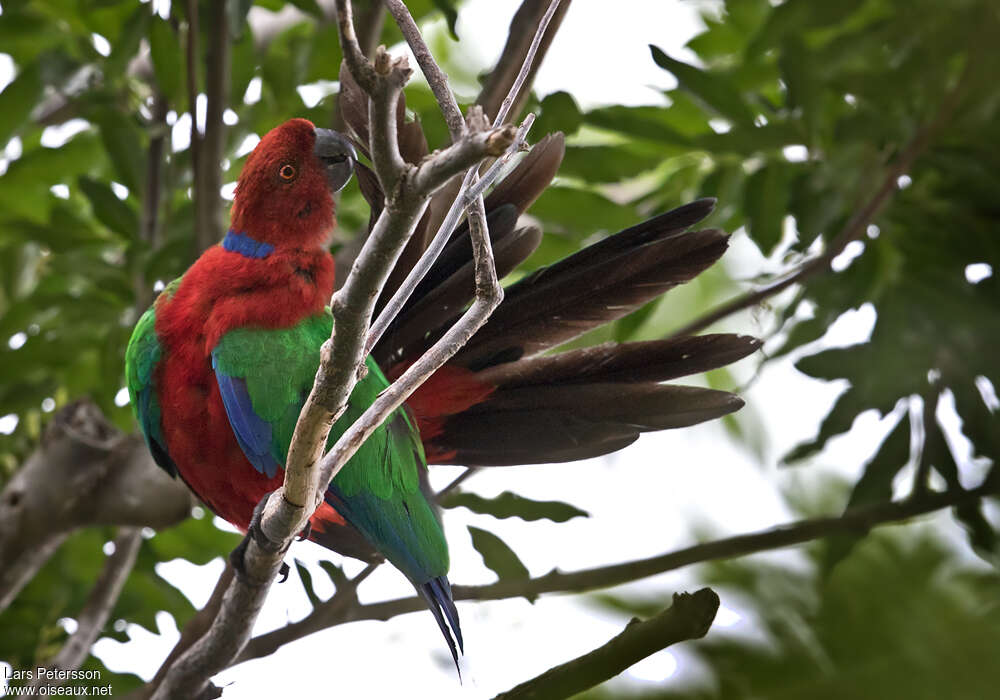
<box><xmin>420</xmin><ymin>576</ymin><xmax>464</xmax><ymax>675</ymax></box>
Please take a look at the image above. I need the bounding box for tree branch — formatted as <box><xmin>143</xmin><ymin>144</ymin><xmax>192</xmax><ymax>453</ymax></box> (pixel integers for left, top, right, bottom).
<box><xmin>31</xmin><ymin>528</ymin><xmax>143</xmax><ymax>691</ymax></box>
<box><xmin>128</xmin><ymin>567</ymin><xmax>234</xmax><ymax>700</ymax></box>
<box><xmin>493</xmin><ymin>588</ymin><xmax>719</xmax><ymax>700</ymax></box>
<box><xmin>133</xmin><ymin>92</ymin><xmax>168</xmax><ymax>314</ymax></box>
<box><xmin>184</xmin><ymin>0</ymin><xmax>203</xmax><ymax>252</ymax></box>
<box><xmin>236</xmin><ymin>479</ymin><xmax>998</xmax><ymax>663</ymax></box>
<box><xmin>231</xmin><ymin>561</ymin><xmax>378</xmax><ymax>665</ymax></box>
<box><xmin>668</xmin><ymin>49</ymin><xmax>976</xmax><ymax>339</ymax></box>
<box><xmin>330</xmin><ymin>0</ymin><xmax>386</xmax><ymax>131</ymax></box>
<box><xmin>195</xmin><ymin>0</ymin><xmax>230</xmax><ymax>253</ymax></box>
<box><xmin>408</xmin><ymin>123</ymin><xmax>518</xmax><ymax>200</ymax></box>
<box><xmin>0</xmin><ymin>401</ymin><xmax>193</xmax><ymax>614</ymax></box>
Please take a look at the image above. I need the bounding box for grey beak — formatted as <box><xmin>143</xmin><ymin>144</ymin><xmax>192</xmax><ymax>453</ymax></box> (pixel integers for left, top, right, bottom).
<box><xmin>314</xmin><ymin>128</ymin><xmax>357</xmax><ymax>192</ymax></box>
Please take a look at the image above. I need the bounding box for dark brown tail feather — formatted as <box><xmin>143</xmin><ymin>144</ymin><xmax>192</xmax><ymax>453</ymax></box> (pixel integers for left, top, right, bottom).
<box><xmin>345</xmin><ymin>86</ymin><xmax>751</xmax><ymax>467</ymax></box>
<box><xmin>426</xmin><ymin>385</ymin><xmax>743</xmax><ymax>466</ymax></box>
<box><xmin>475</xmin><ymin>334</ymin><xmax>762</xmax><ymax>388</ymax></box>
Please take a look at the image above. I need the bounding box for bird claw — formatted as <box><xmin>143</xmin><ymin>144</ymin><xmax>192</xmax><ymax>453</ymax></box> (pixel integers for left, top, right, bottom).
<box><xmin>229</xmin><ymin>493</ymin><xmax>291</xmax><ymax>586</ymax></box>
<box><xmin>297</xmin><ymin>519</ymin><xmax>312</xmax><ymax>542</ymax></box>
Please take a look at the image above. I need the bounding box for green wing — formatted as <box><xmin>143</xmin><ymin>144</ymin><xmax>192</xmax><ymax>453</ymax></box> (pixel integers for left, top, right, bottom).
<box><xmin>211</xmin><ymin>311</ymin><xmax>449</xmax><ymax>582</ymax></box>
<box><xmin>125</xmin><ymin>284</ymin><xmax>179</xmax><ymax>477</ymax></box>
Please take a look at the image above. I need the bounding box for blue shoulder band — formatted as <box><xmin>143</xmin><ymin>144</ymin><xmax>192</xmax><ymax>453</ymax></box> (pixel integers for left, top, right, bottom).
<box><xmin>222</xmin><ymin>230</ymin><xmax>275</xmax><ymax>259</ymax></box>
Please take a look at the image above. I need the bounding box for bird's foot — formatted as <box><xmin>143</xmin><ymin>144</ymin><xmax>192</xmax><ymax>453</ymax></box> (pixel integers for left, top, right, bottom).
<box><xmin>229</xmin><ymin>493</ymin><xmax>291</xmax><ymax>586</ymax></box>
<box><xmin>296</xmin><ymin>519</ymin><xmax>312</xmax><ymax>542</ymax></box>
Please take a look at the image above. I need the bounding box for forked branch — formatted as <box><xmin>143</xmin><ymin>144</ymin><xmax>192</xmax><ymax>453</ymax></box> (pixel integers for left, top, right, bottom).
<box><xmin>233</xmin><ymin>477</ymin><xmax>998</xmax><ymax>665</ymax></box>
<box><xmin>147</xmin><ymin>1</ymin><xmax>531</xmax><ymax>695</ymax></box>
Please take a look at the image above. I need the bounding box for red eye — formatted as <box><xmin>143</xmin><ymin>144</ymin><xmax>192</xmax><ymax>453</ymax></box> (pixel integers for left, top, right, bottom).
<box><xmin>279</xmin><ymin>164</ymin><xmax>297</xmax><ymax>181</ymax></box>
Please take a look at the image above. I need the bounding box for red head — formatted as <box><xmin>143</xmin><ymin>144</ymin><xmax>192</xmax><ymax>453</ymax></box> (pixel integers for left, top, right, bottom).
<box><xmin>230</xmin><ymin>118</ymin><xmax>356</xmax><ymax>249</ymax></box>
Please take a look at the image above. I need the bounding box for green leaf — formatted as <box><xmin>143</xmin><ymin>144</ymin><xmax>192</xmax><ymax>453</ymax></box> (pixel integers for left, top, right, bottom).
<box><xmin>287</xmin><ymin>0</ymin><xmax>325</xmax><ymax>17</ymax></box>
<box><xmin>560</xmin><ymin>144</ymin><xmax>669</xmax><ymax>184</ymax></box>
<box><xmin>924</xmin><ymin>409</ymin><xmax>997</xmax><ymax>558</ymax></box>
<box><xmin>695</xmin><ymin>122</ymin><xmax>802</xmax><ymax>155</ymax></box>
<box><xmin>78</xmin><ymin>176</ymin><xmax>139</xmax><ymax>239</ymax></box>
<box><xmin>317</xmin><ymin>560</ymin><xmax>348</xmax><ymax>589</ymax></box>
<box><xmin>614</xmin><ymin>298</ymin><xmax>661</xmax><ymax>343</ymax></box>
<box><xmin>784</xmin><ymin>387</ymin><xmax>874</xmax><ymax>464</ymax></box>
<box><xmin>295</xmin><ymin>558</ymin><xmax>323</xmax><ymax>608</ymax></box>
<box><xmin>533</xmin><ymin>91</ymin><xmax>582</xmax><ymax>137</ymax></box>
<box><xmin>441</xmin><ymin>491</ymin><xmax>588</xmax><ymax>523</ymax></box>
<box><xmin>106</xmin><ymin>7</ymin><xmax>150</xmax><ymax>78</ymax></box>
<box><xmin>432</xmin><ymin>0</ymin><xmax>460</xmax><ymax>40</ymax></box>
<box><xmin>0</xmin><ymin>62</ymin><xmax>42</xmax><ymax>146</ymax></box>
<box><xmin>584</xmin><ymin>104</ymin><xmax>694</xmax><ymax>145</ymax></box>
<box><xmin>951</xmin><ymin>383</ymin><xmax>1000</xmax><ymax>466</ymax></box>
<box><xmin>91</xmin><ymin>109</ymin><xmax>144</xmax><ymax>192</ymax></box>
<box><xmin>679</xmin><ymin>532</ymin><xmax>1000</xmax><ymax>700</ymax></box>
<box><xmin>747</xmin><ymin>0</ymin><xmax>867</xmax><ymax>58</ymax></box>
<box><xmin>228</xmin><ymin>0</ymin><xmax>255</xmax><ymax>38</ymax></box>
<box><xmin>529</xmin><ymin>186</ymin><xmax>637</xmax><ymax>239</ymax></box>
<box><xmin>468</xmin><ymin>526</ymin><xmax>530</xmax><ymax>585</ymax></box>
<box><xmin>743</xmin><ymin>163</ymin><xmax>791</xmax><ymax>255</ymax></box>
<box><xmin>650</xmin><ymin>44</ymin><xmax>755</xmax><ymax>126</ymax></box>
<box><xmin>822</xmin><ymin>413</ymin><xmax>910</xmax><ymax>573</ymax></box>
<box><xmin>147</xmin><ymin>513</ymin><xmax>242</xmax><ymax>566</ymax></box>
<box><xmin>779</xmin><ymin>35</ymin><xmax>823</xmax><ymax>146</ymax></box>
<box><xmin>149</xmin><ymin>16</ymin><xmax>182</xmax><ymax>101</ymax></box>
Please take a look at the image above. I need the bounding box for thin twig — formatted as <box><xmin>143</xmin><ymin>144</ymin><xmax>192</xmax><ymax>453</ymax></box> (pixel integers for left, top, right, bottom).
<box><xmin>364</xmin><ymin>0</ymin><xmax>545</xmax><ymax>353</ymax></box>
<box><xmin>32</xmin><ymin>528</ymin><xmax>143</xmax><ymax>690</ymax></box>
<box><xmin>421</xmin><ymin>0</ymin><xmax>568</xmax><ymax>243</ymax></box>
<box><xmin>491</xmin><ymin>0</ymin><xmax>562</xmax><ymax>128</ymax></box>
<box><xmin>435</xmin><ymin>467</ymin><xmax>480</xmax><ymax>500</ymax></box>
<box><xmin>315</xmin><ymin>173</ymin><xmax>504</xmax><ymax>502</ymax></box>
<box><xmin>232</xmin><ymin>561</ymin><xmax>379</xmax><ymax>664</ymax></box>
<box><xmin>235</xmin><ymin>478</ymin><xmax>997</xmax><ymax>663</ymax></box>
<box><xmin>477</xmin><ymin>0</ymin><xmax>571</xmax><ymax>123</ymax></box>
<box><xmin>383</xmin><ymin>0</ymin><xmax>465</xmax><ymax>141</ymax></box>
<box><xmin>493</xmin><ymin>589</ymin><xmax>719</xmax><ymax>700</ymax></box>
<box><xmin>464</xmin><ymin>114</ymin><xmax>534</xmax><ymax>200</ymax></box>
<box><xmin>366</xmin><ymin>114</ymin><xmax>533</xmax><ymax>354</ymax></box>
<box><xmin>374</xmin><ymin>0</ymin><xmax>568</xmax><ymax>342</ymax></box>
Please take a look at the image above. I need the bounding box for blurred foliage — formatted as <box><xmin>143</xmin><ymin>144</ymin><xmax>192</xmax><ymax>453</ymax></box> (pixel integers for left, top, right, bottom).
<box><xmin>0</xmin><ymin>512</ymin><xmax>239</xmax><ymax>691</ymax></box>
<box><xmin>583</xmin><ymin>528</ymin><xmax>1000</xmax><ymax>700</ymax></box>
<box><xmin>0</xmin><ymin>0</ymin><xmax>998</xmax><ymax>694</ymax></box>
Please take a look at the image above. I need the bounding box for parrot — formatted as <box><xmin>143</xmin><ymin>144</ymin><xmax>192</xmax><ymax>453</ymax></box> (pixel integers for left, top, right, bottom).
<box><xmin>125</xmin><ymin>115</ymin><xmax>759</xmax><ymax>670</ymax></box>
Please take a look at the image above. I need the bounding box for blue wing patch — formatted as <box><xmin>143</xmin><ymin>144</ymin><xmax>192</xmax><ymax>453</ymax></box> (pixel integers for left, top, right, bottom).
<box><xmin>212</xmin><ymin>353</ymin><xmax>282</xmax><ymax>478</ymax></box>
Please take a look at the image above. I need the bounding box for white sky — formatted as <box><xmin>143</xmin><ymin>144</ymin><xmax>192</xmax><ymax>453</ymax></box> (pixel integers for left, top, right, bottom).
<box><xmin>1</xmin><ymin>1</ymin><xmax>970</xmax><ymax>698</ymax></box>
